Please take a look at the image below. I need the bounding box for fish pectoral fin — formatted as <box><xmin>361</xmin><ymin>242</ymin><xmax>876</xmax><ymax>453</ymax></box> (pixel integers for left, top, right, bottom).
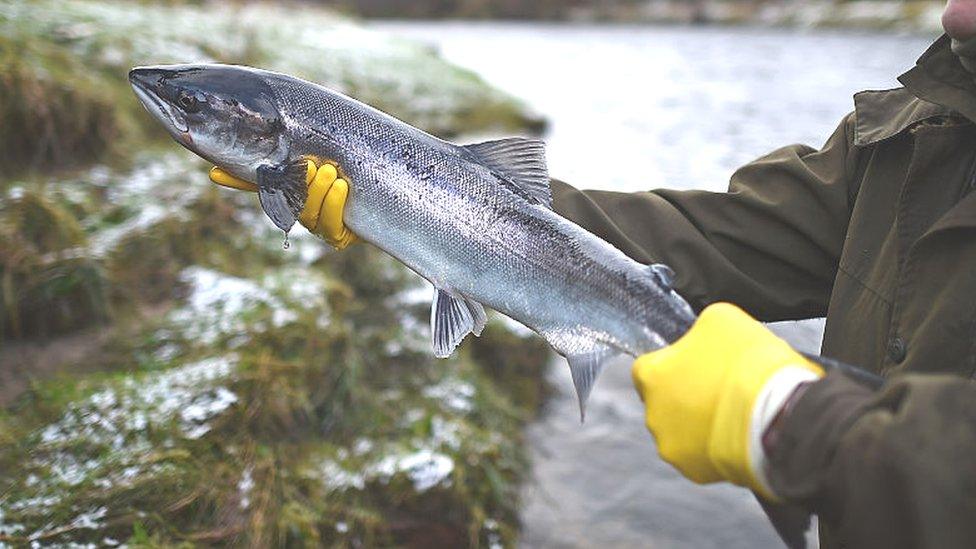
<box><xmin>431</xmin><ymin>288</ymin><xmax>487</xmax><ymax>358</ymax></box>
<box><xmin>256</xmin><ymin>159</ymin><xmax>309</xmax><ymax>232</ymax></box>
<box><xmin>462</xmin><ymin>137</ymin><xmax>551</xmax><ymax>208</ymax></box>
<box><xmin>566</xmin><ymin>346</ymin><xmax>619</xmax><ymax>422</ymax></box>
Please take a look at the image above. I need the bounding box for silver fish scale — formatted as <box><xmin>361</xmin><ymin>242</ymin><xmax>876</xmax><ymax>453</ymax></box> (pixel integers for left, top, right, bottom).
<box><xmin>264</xmin><ymin>71</ymin><xmax>694</xmax><ymax>360</ymax></box>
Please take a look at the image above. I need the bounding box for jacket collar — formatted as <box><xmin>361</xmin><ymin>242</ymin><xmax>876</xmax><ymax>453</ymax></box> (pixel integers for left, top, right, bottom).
<box><xmin>852</xmin><ymin>88</ymin><xmax>951</xmax><ymax>146</ymax></box>
<box><xmin>855</xmin><ymin>35</ymin><xmax>976</xmax><ymax>146</ymax></box>
<box><xmin>899</xmin><ymin>34</ymin><xmax>976</xmax><ymax>123</ymax></box>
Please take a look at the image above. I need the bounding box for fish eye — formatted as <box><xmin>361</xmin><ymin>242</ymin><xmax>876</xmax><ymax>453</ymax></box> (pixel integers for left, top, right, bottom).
<box><xmin>177</xmin><ymin>90</ymin><xmax>201</xmax><ymax>113</ymax></box>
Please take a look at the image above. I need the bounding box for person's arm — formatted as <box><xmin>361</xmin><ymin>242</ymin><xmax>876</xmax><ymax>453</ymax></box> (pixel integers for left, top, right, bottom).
<box><xmin>766</xmin><ymin>371</ymin><xmax>976</xmax><ymax>548</ymax></box>
<box><xmin>633</xmin><ymin>304</ymin><xmax>976</xmax><ymax>548</ymax></box>
<box><xmin>552</xmin><ymin>113</ymin><xmax>861</xmax><ymax>321</ymax></box>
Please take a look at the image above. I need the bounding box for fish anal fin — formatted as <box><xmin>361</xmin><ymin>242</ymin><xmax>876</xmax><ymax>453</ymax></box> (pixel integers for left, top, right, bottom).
<box><xmin>431</xmin><ymin>288</ymin><xmax>487</xmax><ymax>358</ymax></box>
<box><xmin>566</xmin><ymin>346</ymin><xmax>618</xmax><ymax>422</ymax></box>
<box><xmin>462</xmin><ymin>137</ymin><xmax>551</xmax><ymax>208</ymax></box>
<box><xmin>256</xmin><ymin>158</ymin><xmax>309</xmax><ymax>232</ymax></box>
<box><xmin>464</xmin><ymin>295</ymin><xmax>487</xmax><ymax>337</ymax></box>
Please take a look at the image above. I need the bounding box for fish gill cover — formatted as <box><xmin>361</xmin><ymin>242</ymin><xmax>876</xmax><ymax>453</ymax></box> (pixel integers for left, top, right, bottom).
<box><xmin>0</xmin><ymin>0</ymin><xmax>550</xmax><ymax>546</ymax></box>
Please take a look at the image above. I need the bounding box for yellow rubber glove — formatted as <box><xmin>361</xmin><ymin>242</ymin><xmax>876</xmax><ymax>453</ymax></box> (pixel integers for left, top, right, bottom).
<box><xmin>631</xmin><ymin>302</ymin><xmax>824</xmax><ymax>501</ymax></box>
<box><xmin>209</xmin><ymin>160</ymin><xmax>358</xmax><ymax>250</ymax></box>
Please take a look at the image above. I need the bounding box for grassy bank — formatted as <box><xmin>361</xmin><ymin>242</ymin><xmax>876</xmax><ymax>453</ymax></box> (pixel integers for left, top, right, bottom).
<box><xmin>0</xmin><ymin>0</ymin><xmax>551</xmax><ymax>545</ymax></box>
<box><xmin>0</xmin><ymin>0</ymin><xmax>545</xmax><ymax>177</ymax></box>
<box><xmin>0</xmin><ymin>221</ymin><xmax>550</xmax><ymax>545</ymax></box>
<box><xmin>0</xmin><ymin>0</ymin><xmax>546</xmax><ymax>341</ymax></box>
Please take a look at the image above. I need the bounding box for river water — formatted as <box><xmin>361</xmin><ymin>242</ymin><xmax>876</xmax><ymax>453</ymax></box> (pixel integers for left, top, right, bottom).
<box><xmin>374</xmin><ymin>22</ymin><xmax>933</xmax><ymax>548</ymax></box>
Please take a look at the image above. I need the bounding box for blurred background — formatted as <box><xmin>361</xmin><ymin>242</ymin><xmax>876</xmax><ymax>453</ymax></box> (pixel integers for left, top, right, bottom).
<box><xmin>0</xmin><ymin>0</ymin><xmax>940</xmax><ymax>547</ymax></box>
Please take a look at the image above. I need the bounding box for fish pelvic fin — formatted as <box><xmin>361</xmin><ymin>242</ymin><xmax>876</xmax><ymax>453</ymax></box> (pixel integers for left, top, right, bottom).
<box><xmin>431</xmin><ymin>288</ymin><xmax>487</xmax><ymax>358</ymax></box>
<box><xmin>462</xmin><ymin>137</ymin><xmax>551</xmax><ymax>208</ymax></box>
<box><xmin>566</xmin><ymin>345</ymin><xmax>619</xmax><ymax>422</ymax></box>
<box><xmin>256</xmin><ymin>158</ymin><xmax>309</xmax><ymax>232</ymax></box>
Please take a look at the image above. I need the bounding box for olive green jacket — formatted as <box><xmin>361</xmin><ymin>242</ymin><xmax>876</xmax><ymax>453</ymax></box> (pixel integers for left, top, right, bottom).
<box><xmin>551</xmin><ymin>36</ymin><xmax>976</xmax><ymax>548</ymax></box>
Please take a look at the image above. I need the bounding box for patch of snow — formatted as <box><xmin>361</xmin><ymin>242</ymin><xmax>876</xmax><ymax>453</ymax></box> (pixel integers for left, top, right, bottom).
<box><xmin>238</xmin><ymin>466</ymin><xmax>254</xmax><ymax>510</ymax></box>
<box><xmin>430</xmin><ymin>416</ymin><xmax>462</xmax><ymax>451</ymax></box>
<box><xmin>484</xmin><ymin>518</ymin><xmax>503</xmax><ymax>549</ymax></box>
<box><xmin>67</xmin><ymin>506</ymin><xmax>107</xmax><ymax>530</ymax></box>
<box><xmin>42</xmin><ymin>356</ymin><xmax>236</xmax><ymax>444</ymax></box>
<box><xmin>21</xmin><ymin>508</ymin><xmax>107</xmax><ymax>544</ymax></box>
<box><xmin>168</xmin><ymin>267</ymin><xmax>332</xmax><ymax>346</ymax></box>
<box><xmin>171</xmin><ymin>268</ymin><xmax>279</xmax><ymax>345</ymax></box>
<box><xmin>180</xmin><ymin>386</ymin><xmax>238</xmax><ymax>439</ymax></box>
<box><xmin>423</xmin><ymin>378</ymin><xmax>476</xmax><ymax>413</ymax></box>
<box><xmin>6</xmin><ymin>185</ymin><xmax>24</xmax><ymax>200</ymax></box>
<box><xmin>352</xmin><ymin>438</ymin><xmax>374</xmax><ymax>456</ymax></box>
<box><xmin>378</xmin><ymin>450</ymin><xmax>454</xmax><ymax>492</ymax></box>
<box><xmin>29</xmin><ymin>356</ymin><xmax>237</xmax><ymax>495</ymax></box>
<box><xmin>319</xmin><ymin>459</ymin><xmax>366</xmax><ymax>491</ymax></box>
<box><xmin>153</xmin><ymin>343</ymin><xmax>181</xmax><ymax>362</ymax></box>
<box><xmin>76</xmin><ymin>153</ymin><xmax>209</xmax><ymax>258</ymax></box>
<box><xmin>0</xmin><ymin>504</ymin><xmax>26</xmax><ymax>536</ymax></box>
<box><xmin>318</xmin><ymin>442</ymin><xmax>457</xmax><ymax>494</ymax></box>
<box><xmin>402</xmin><ymin>409</ymin><xmax>425</xmax><ymax>425</ymax></box>
<box><xmin>8</xmin><ymin>496</ymin><xmax>61</xmax><ymax>511</ymax></box>
<box><xmin>6</xmin><ymin>356</ymin><xmax>239</xmax><ymax>540</ymax></box>
<box><xmin>88</xmin><ymin>204</ymin><xmax>167</xmax><ymax>257</ymax></box>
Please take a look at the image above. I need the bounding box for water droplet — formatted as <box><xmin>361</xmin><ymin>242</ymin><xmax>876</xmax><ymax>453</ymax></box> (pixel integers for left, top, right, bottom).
<box><xmin>282</xmin><ymin>233</ymin><xmax>290</xmax><ymax>250</ymax></box>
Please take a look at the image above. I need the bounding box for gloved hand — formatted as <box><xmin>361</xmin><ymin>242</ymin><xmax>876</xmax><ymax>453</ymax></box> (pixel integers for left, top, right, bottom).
<box><xmin>631</xmin><ymin>302</ymin><xmax>824</xmax><ymax>500</ymax></box>
<box><xmin>209</xmin><ymin>160</ymin><xmax>358</xmax><ymax>250</ymax></box>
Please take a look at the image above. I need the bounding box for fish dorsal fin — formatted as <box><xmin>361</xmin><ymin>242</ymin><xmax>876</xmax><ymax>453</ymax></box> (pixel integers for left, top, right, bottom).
<box><xmin>431</xmin><ymin>288</ymin><xmax>487</xmax><ymax>358</ymax></box>
<box><xmin>566</xmin><ymin>345</ymin><xmax>618</xmax><ymax>422</ymax></box>
<box><xmin>462</xmin><ymin>137</ymin><xmax>551</xmax><ymax>208</ymax></box>
<box><xmin>256</xmin><ymin>159</ymin><xmax>309</xmax><ymax>232</ymax></box>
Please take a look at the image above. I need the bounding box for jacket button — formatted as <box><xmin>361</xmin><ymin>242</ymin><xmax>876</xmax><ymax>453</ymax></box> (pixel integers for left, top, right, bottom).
<box><xmin>887</xmin><ymin>336</ymin><xmax>907</xmax><ymax>363</ymax></box>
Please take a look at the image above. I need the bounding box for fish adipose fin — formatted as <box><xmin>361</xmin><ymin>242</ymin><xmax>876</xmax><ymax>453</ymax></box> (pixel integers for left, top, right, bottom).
<box><xmin>648</xmin><ymin>263</ymin><xmax>676</xmax><ymax>291</ymax></box>
<box><xmin>431</xmin><ymin>288</ymin><xmax>487</xmax><ymax>358</ymax></box>
<box><xmin>567</xmin><ymin>345</ymin><xmax>619</xmax><ymax>422</ymax></box>
<box><xmin>256</xmin><ymin>159</ymin><xmax>309</xmax><ymax>232</ymax></box>
<box><xmin>462</xmin><ymin>138</ymin><xmax>551</xmax><ymax>208</ymax></box>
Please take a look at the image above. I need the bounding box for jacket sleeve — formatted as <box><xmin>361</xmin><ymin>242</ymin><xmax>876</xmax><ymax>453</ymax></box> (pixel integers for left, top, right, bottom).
<box><xmin>551</xmin><ymin>113</ymin><xmax>861</xmax><ymax>321</ymax></box>
<box><xmin>766</xmin><ymin>372</ymin><xmax>976</xmax><ymax>548</ymax></box>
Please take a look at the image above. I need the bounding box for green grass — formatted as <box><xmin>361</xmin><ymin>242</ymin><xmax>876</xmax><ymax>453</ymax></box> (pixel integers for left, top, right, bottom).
<box><xmin>0</xmin><ymin>0</ymin><xmax>543</xmax><ymax>177</ymax></box>
<box><xmin>0</xmin><ymin>1</ymin><xmax>552</xmax><ymax>545</ymax></box>
<box><xmin>0</xmin><ymin>245</ymin><xmax>549</xmax><ymax>546</ymax></box>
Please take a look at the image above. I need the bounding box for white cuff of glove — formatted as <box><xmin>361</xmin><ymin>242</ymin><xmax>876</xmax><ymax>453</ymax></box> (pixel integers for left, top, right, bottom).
<box><xmin>749</xmin><ymin>366</ymin><xmax>822</xmax><ymax>498</ymax></box>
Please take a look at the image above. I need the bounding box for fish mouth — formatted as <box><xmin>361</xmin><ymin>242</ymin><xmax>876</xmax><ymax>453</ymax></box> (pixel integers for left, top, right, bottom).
<box><xmin>128</xmin><ymin>67</ymin><xmax>190</xmax><ymax>135</ymax></box>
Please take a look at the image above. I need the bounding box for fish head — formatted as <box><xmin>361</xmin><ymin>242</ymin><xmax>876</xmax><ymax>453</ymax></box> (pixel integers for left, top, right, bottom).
<box><xmin>129</xmin><ymin>64</ymin><xmax>285</xmax><ymax>177</ymax></box>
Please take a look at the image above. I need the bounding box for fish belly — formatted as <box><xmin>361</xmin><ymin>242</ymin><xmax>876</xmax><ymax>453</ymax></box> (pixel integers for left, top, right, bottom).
<box><xmin>340</xmin><ymin>163</ymin><xmax>649</xmax><ymax>357</ymax></box>
<box><xmin>294</xmin><ymin>124</ymin><xmax>682</xmax><ymax>353</ymax></box>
